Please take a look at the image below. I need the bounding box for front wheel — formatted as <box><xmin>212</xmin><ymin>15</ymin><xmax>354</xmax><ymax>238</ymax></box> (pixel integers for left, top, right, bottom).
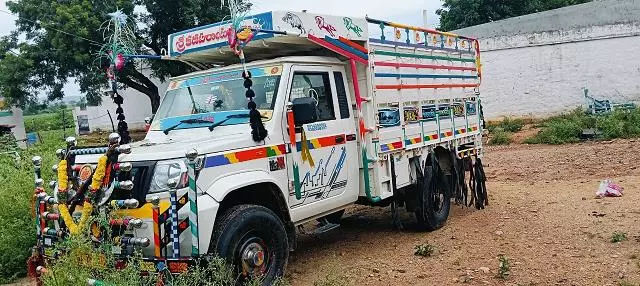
<box><xmin>415</xmin><ymin>166</ymin><xmax>451</xmax><ymax>231</ymax></box>
<box><xmin>211</xmin><ymin>205</ymin><xmax>289</xmax><ymax>285</ymax></box>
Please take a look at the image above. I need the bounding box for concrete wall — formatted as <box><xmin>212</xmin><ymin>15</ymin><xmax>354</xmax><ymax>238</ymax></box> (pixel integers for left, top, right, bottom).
<box><xmin>454</xmin><ymin>0</ymin><xmax>640</xmax><ymax>119</ymax></box>
<box><xmin>73</xmin><ymin>68</ymin><xmax>169</xmax><ymax>133</ymax></box>
<box><xmin>0</xmin><ymin>107</ymin><xmax>26</xmax><ymax>148</ymax></box>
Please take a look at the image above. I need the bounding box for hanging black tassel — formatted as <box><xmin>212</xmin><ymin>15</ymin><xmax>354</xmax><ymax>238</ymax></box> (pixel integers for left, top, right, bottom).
<box><xmin>243</xmin><ymin>71</ymin><xmax>267</xmax><ymax>142</ymax></box>
<box><xmin>113</xmin><ymin>93</ymin><xmax>131</xmax><ymax>144</ymax></box>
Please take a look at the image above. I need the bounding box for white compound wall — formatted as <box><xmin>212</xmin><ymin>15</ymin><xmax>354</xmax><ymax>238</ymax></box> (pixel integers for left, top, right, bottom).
<box><xmin>454</xmin><ymin>0</ymin><xmax>640</xmax><ymax>119</ymax></box>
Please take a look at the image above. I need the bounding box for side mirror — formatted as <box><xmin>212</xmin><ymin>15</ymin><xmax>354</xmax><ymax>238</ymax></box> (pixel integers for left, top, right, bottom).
<box><xmin>291</xmin><ymin>97</ymin><xmax>318</xmax><ymax>126</ymax></box>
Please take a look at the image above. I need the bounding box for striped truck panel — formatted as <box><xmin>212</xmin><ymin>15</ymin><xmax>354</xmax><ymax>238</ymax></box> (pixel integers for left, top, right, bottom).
<box><xmin>204</xmin><ymin>144</ymin><xmax>287</xmax><ymax>168</ymax></box>
<box><xmin>380</xmin><ymin>141</ymin><xmax>403</xmax><ymax>152</ymax></box>
<box><xmin>424</xmin><ymin>133</ymin><xmax>440</xmax><ymax>142</ymax></box>
<box><xmin>295</xmin><ymin>134</ymin><xmax>346</xmax><ymax>151</ymax></box>
<box><xmin>404</xmin><ymin>136</ymin><xmax>423</xmax><ymax>146</ymax></box>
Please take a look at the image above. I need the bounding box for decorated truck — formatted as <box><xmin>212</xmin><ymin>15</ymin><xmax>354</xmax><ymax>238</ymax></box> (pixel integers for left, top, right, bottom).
<box><xmin>30</xmin><ymin>10</ymin><xmax>487</xmax><ymax>285</ymax></box>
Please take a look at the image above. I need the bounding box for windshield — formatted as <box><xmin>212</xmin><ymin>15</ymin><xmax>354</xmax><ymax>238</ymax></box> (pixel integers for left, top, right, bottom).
<box><xmin>151</xmin><ymin>65</ymin><xmax>282</xmax><ymax>131</ymax></box>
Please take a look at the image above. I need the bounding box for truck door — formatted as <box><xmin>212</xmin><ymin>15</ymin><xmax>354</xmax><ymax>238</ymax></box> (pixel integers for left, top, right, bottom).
<box><xmin>286</xmin><ymin>65</ymin><xmax>358</xmax><ymax>215</ymax></box>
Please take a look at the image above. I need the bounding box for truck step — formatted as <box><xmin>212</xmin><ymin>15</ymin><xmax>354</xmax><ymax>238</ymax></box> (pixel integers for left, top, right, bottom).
<box><xmin>312</xmin><ymin>218</ymin><xmax>340</xmax><ymax>234</ymax></box>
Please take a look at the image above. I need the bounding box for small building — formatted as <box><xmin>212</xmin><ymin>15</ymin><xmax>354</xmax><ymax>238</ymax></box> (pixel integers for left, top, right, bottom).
<box><xmin>73</xmin><ymin>66</ymin><xmax>168</xmax><ymax>134</ymax></box>
<box><xmin>0</xmin><ymin>97</ymin><xmax>26</xmax><ymax>148</ymax></box>
<box><xmin>453</xmin><ymin>0</ymin><xmax>640</xmax><ymax>119</ymax></box>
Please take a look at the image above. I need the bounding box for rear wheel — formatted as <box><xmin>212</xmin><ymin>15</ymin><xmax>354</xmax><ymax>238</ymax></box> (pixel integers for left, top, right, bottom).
<box><xmin>211</xmin><ymin>205</ymin><xmax>288</xmax><ymax>285</ymax></box>
<box><xmin>415</xmin><ymin>166</ymin><xmax>451</xmax><ymax>230</ymax></box>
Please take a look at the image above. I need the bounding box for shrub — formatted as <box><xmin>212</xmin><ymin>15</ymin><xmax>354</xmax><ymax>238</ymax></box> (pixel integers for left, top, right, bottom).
<box><xmin>526</xmin><ymin>108</ymin><xmax>640</xmax><ymax>144</ymax></box>
<box><xmin>0</xmin><ymin>130</ymin><xmax>68</xmax><ymax>283</ymax></box>
<box><xmin>414</xmin><ymin>243</ymin><xmax>437</xmax><ymax>257</ymax></box>
<box><xmin>487</xmin><ymin>117</ymin><xmax>524</xmax><ymax>133</ymax></box>
<box><xmin>489</xmin><ymin>129</ymin><xmax>512</xmax><ymax>145</ymax></box>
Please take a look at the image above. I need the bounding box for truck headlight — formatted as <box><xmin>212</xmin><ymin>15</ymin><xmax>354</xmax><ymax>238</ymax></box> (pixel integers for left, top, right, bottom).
<box><xmin>149</xmin><ymin>159</ymin><xmax>188</xmax><ymax>193</ymax></box>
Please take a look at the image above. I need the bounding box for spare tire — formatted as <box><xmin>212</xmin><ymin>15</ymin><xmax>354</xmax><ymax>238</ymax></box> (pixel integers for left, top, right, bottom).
<box><xmin>415</xmin><ymin>166</ymin><xmax>451</xmax><ymax>231</ymax></box>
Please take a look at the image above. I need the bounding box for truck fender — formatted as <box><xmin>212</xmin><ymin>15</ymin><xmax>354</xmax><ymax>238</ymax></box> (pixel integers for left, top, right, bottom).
<box><xmin>204</xmin><ymin>170</ymin><xmax>286</xmax><ymax>203</ymax></box>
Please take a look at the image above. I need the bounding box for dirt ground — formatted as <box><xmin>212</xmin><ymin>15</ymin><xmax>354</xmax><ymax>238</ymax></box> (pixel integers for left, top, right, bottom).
<box><xmin>288</xmin><ymin>139</ymin><xmax>640</xmax><ymax>286</ymax></box>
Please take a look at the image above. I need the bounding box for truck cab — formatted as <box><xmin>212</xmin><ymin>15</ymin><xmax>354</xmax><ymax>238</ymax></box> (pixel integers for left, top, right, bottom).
<box><xmin>45</xmin><ymin>10</ymin><xmax>486</xmax><ymax>285</ymax></box>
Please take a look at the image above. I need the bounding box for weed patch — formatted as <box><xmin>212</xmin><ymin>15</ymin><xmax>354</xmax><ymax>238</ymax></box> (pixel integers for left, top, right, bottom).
<box><xmin>611</xmin><ymin>232</ymin><xmax>628</xmax><ymax>243</ymax></box>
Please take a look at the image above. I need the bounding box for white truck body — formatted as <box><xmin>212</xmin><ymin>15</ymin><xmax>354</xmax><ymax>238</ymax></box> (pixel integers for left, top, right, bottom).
<box><xmin>75</xmin><ymin>10</ymin><xmax>484</xmax><ymax>270</ymax></box>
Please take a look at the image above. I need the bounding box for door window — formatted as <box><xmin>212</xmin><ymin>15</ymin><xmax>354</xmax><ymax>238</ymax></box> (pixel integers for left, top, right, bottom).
<box><xmin>290</xmin><ymin>72</ymin><xmax>335</xmax><ymax>122</ymax></box>
<box><xmin>333</xmin><ymin>72</ymin><xmax>350</xmax><ymax>119</ymax></box>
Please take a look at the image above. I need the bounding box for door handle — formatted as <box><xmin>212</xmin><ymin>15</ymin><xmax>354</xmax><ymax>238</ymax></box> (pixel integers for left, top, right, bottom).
<box><xmin>335</xmin><ymin>135</ymin><xmax>345</xmax><ymax>143</ymax></box>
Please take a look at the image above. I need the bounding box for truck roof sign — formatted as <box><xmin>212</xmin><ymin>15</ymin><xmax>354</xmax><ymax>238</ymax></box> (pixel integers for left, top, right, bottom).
<box><xmin>167</xmin><ymin>11</ymin><xmax>368</xmax><ymax>59</ymax></box>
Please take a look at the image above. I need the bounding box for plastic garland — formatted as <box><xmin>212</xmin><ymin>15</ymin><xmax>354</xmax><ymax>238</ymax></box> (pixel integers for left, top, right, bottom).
<box><xmin>56</xmin><ymin>155</ymin><xmax>108</xmax><ymax>236</ymax></box>
<box><xmin>57</xmin><ymin>160</ymin><xmax>68</xmax><ymax>191</ymax></box>
<box><xmin>91</xmin><ymin>156</ymin><xmax>108</xmax><ymax>191</ymax></box>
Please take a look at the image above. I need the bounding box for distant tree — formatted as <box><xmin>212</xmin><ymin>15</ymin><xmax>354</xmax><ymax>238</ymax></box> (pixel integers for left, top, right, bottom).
<box><xmin>437</xmin><ymin>0</ymin><xmax>593</xmax><ymax>31</ymax></box>
<box><xmin>0</xmin><ymin>0</ymin><xmax>250</xmax><ymax>113</ymax></box>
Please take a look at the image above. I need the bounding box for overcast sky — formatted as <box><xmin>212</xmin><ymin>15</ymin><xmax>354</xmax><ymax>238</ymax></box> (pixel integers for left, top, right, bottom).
<box><xmin>0</xmin><ymin>0</ymin><xmax>443</xmax><ymax>99</ymax></box>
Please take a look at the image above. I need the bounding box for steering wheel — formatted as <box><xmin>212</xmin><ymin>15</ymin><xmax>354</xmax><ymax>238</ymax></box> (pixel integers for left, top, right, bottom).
<box><xmin>307</xmin><ymin>89</ymin><xmax>319</xmax><ymax>106</ymax></box>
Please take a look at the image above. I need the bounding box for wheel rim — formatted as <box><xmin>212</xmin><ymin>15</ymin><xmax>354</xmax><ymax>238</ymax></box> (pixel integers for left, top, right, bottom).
<box><xmin>237</xmin><ymin>235</ymin><xmax>271</xmax><ymax>278</ymax></box>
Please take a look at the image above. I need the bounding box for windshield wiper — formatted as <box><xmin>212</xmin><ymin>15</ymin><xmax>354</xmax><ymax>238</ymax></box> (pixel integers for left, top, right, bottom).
<box><xmin>208</xmin><ymin>114</ymin><xmax>250</xmax><ymax>132</ymax></box>
<box><xmin>163</xmin><ymin>118</ymin><xmax>213</xmax><ymax>135</ymax></box>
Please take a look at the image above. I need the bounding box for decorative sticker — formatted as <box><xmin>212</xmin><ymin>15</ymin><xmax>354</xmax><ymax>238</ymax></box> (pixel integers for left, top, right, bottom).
<box><xmin>452</xmin><ymin>103</ymin><xmax>465</xmax><ymax>117</ymax></box>
<box><xmin>466</xmin><ymin>101</ymin><xmax>477</xmax><ymax>115</ymax></box>
<box><xmin>315</xmin><ymin>16</ymin><xmax>337</xmax><ymax>36</ymax></box>
<box><xmin>282</xmin><ymin>12</ymin><xmax>306</xmax><ymax>34</ymax></box>
<box><xmin>437</xmin><ymin>104</ymin><xmax>451</xmax><ymax>119</ymax></box>
<box><xmin>169</xmin><ymin>12</ymin><xmax>274</xmax><ymax>56</ymax></box>
<box><xmin>168</xmin><ymin>65</ymin><xmax>282</xmax><ymax>91</ymax></box>
<box><xmin>422</xmin><ymin>104</ymin><xmax>437</xmax><ymax>121</ymax></box>
<box><xmin>307</xmin><ymin>122</ymin><xmax>328</xmax><ymax>132</ymax></box>
<box><xmin>78</xmin><ymin>165</ymin><xmax>94</xmax><ymax>183</ymax></box>
<box><xmin>403</xmin><ymin>106</ymin><xmax>420</xmax><ymax>123</ymax></box>
<box><xmin>378</xmin><ymin>108</ymin><xmax>400</xmax><ymax>127</ymax></box>
<box><xmin>269</xmin><ymin>156</ymin><xmax>286</xmax><ymax>171</ymax></box>
<box><xmin>343</xmin><ymin>17</ymin><xmax>363</xmax><ymax>37</ymax></box>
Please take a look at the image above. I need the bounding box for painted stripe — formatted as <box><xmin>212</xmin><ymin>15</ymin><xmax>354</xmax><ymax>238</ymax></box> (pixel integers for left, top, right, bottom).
<box><xmin>375</xmin><ymin>73</ymin><xmax>477</xmax><ymax>79</ymax></box>
<box><xmin>295</xmin><ymin>134</ymin><xmax>345</xmax><ymax>152</ymax></box>
<box><xmin>152</xmin><ymin>205</ymin><xmax>161</xmax><ymax>257</ymax></box>
<box><xmin>308</xmin><ymin>34</ymin><xmax>367</xmax><ymax>65</ymax></box>
<box><xmin>187</xmin><ymin>159</ymin><xmax>199</xmax><ymax>257</ymax></box>
<box><xmin>380</xmin><ymin>141</ymin><xmax>403</xmax><ymax>152</ymax></box>
<box><xmin>376</xmin><ymin>83</ymin><xmax>479</xmax><ymax>90</ymax></box>
<box><xmin>339</xmin><ymin>36</ymin><xmax>368</xmax><ymax>54</ymax></box>
<box><xmin>369</xmin><ymin>38</ymin><xmax>474</xmax><ymax>55</ymax></box>
<box><xmin>455</xmin><ymin>128</ymin><xmax>467</xmax><ymax>135</ymax></box>
<box><xmin>423</xmin><ymin>133</ymin><xmax>440</xmax><ymax>141</ymax></box>
<box><xmin>169</xmin><ymin>191</ymin><xmax>180</xmax><ymax>258</ymax></box>
<box><xmin>441</xmin><ymin>131</ymin><xmax>454</xmax><ymax>138</ymax></box>
<box><xmin>204</xmin><ymin>144</ymin><xmax>287</xmax><ymax>168</ymax></box>
<box><xmin>159</xmin><ymin>193</ymin><xmax>188</xmax><ymax>224</ymax></box>
<box><xmin>324</xmin><ymin>36</ymin><xmax>368</xmax><ymax>60</ymax></box>
<box><xmin>374</xmin><ymin>50</ymin><xmax>475</xmax><ymax>63</ymax></box>
<box><xmin>404</xmin><ymin>137</ymin><xmax>423</xmax><ymax>145</ymax></box>
<box><xmin>374</xmin><ymin>61</ymin><xmax>476</xmax><ymax>71</ymax></box>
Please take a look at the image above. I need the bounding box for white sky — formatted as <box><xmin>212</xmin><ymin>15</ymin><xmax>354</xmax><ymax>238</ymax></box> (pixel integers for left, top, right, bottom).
<box><xmin>0</xmin><ymin>0</ymin><xmax>443</xmax><ymax>99</ymax></box>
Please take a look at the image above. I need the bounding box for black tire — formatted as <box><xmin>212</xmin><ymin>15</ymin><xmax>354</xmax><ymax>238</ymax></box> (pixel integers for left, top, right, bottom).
<box><xmin>211</xmin><ymin>205</ymin><xmax>289</xmax><ymax>285</ymax></box>
<box><xmin>415</xmin><ymin>166</ymin><xmax>451</xmax><ymax>231</ymax></box>
<box><xmin>317</xmin><ymin>209</ymin><xmax>345</xmax><ymax>224</ymax></box>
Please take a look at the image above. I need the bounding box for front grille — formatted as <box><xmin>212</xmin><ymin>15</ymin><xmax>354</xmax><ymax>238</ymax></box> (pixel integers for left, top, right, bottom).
<box><xmin>112</xmin><ymin>161</ymin><xmax>156</xmax><ymax>203</ymax></box>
